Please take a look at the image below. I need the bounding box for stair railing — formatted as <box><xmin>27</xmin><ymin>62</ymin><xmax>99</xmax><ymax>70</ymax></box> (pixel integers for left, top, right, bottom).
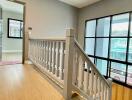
<box><xmin>72</xmin><ymin>39</ymin><xmax>112</xmax><ymax>100</ymax></box>
<box><xmin>29</xmin><ymin>37</ymin><xmax>66</xmax><ymax>88</ymax></box>
<box><xmin>28</xmin><ymin>29</ymin><xmax>112</xmax><ymax>100</ymax></box>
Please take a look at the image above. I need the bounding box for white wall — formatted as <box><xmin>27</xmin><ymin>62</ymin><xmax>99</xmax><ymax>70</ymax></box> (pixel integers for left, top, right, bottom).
<box><xmin>78</xmin><ymin>0</ymin><xmax>132</xmax><ymax>47</ymax></box>
<box><xmin>2</xmin><ymin>10</ymin><xmax>23</xmax><ymax>53</ymax></box>
<box><xmin>16</xmin><ymin>0</ymin><xmax>78</xmax><ymax>60</ymax></box>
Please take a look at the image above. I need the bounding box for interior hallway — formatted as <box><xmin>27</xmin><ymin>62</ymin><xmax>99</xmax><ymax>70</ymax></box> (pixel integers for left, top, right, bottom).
<box><xmin>0</xmin><ymin>64</ymin><xmax>64</xmax><ymax>100</ymax></box>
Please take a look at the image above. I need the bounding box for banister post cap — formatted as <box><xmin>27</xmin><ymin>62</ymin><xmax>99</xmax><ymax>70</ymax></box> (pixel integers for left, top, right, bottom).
<box><xmin>107</xmin><ymin>78</ymin><xmax>112</xmax><ymax>85</ymax></box>
<box><xmin>66</xmin><ymin>29</ymin><xmax>74</xmax><ymax>37</ymax></box>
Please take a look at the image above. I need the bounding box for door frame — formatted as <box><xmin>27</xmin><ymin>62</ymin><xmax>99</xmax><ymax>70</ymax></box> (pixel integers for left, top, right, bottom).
<box><xmin>8</xmin><ymin>0</ymin><xmax>26</xmax><ymax>64</ymax></box>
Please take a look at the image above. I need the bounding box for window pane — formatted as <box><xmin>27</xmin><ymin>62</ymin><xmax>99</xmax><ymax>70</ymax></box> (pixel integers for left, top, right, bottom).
<box><xmin>86</xmin><ymin>20</ymin><xmax>96</xmax><ymax>37</ymax></box>
<box><xmin>110</xmin><ymin>38</ymin><xmax>127</xmax><ymax>61</ymax></box>
<box><xmin>9</xmin><ymin>19</ymin><xmax>21</xmax><ymax>37</ymax></box>
<box><xmin>130</xmin><ymin>14</ymin><xmax>132</xmax><ymax>36</ymax></box>
<box><xmin>111</xmin><ymin>13</ymin><xmax>129</xmax><ymax>36</ymax></box>
<box><xmin>127</xmin><ymin>65</ymin><xmax>132</xmax><ymax>85</ymax></box>
<box><xmin>85</xmin><ymin>38</ymin><xmax>95</xmax><ymax>55</ymax></box>
<box><xmin>96</xmin><ymin>59</ymin><xmax>107</xmax><ymax>75</ymax></box>
<box><xmin>96</xmin><ymin>17</ymin><xmax>110</xmax><ymax>37</ymax></box>
<box><xmin>20</xmin><ymin>22</ymin><xmax>23</xmax><ymax>37</ymax></box>
<box><xmin>0</xmin><ymin>20</ymin><xmax>2</xmax><ymax>33</ymax></box>
<box><xmin>110</xmin><ymin>62</ymin><xmax>126</xmax><ymax>82</ymax></box>
<box><xmin>128</xmin><ymin>38</ymin><xmax>132</xmax><ymax>62</ymax></box>
<box><xmin>96</xmin><ymin>38</ymin><xmax>109</xmax><ymax>58</ymax></box>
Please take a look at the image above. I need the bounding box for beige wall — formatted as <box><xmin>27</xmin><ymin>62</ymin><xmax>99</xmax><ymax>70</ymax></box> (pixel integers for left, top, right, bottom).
<box><xmin>18</xmin><ymin>0</ymin><xmax>78</xmax><ymax>37</ymax></box>
<box><xmin>78</xmin><ymin>0</ymin><xmax>132</xmax><ymax>47</ymax></box>
<box><xmin>2</xmin><ymin>10</ymin><xmax>23</xmax><ymax>52</ymax></box>
<box><xmin>14</xmin><ymin>0</ymin><xmax>132</xmax><ymax>61</ymax></box>
<box><xmin>15</xmin><ymin>0</ymin><xmax>78</xmax><ymax>60</ymax></box>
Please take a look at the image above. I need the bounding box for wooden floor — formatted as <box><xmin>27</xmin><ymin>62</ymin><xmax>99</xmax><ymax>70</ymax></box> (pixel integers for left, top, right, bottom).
<box><xmin>0</xmin><ymin>64</ymin><xmax>64</xmax><ymax>100</ymax></box>
<box><xmin>0</xmin><ymin>64</ymin><xmax>132</xmax><ymax>100</ymax></box>
<box><xmin>112</xmin><ymin>83</ymin><xmax>132</xmax><ymax>100</ymax></box>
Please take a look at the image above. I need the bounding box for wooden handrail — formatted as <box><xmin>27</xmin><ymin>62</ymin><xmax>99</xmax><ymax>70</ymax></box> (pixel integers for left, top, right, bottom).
<box><xmin>29</xmin><ymin>37</ymin><xmax>66</xmax><ymax>41</ymax></box>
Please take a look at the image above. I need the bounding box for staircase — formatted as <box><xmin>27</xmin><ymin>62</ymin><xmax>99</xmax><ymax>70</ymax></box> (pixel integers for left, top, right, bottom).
<box><xmin>28</xmin><ymin>29</ymin><xmax>112</xmax><ymax>100</ymax></box>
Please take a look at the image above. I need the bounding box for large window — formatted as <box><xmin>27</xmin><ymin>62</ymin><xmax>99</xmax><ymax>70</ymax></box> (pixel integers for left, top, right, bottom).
<box><xmin>85</xmin><ymin>12</ymin><xmax>132</xmax><ymax>87</ymax></box>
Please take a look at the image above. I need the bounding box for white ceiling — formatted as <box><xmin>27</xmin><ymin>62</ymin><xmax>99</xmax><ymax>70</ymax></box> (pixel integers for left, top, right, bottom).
<box><xmin>0</xmin><ymin>0</ymin><xmax>23</xmax><ymax>13</ymax></box>
<box><xmin>59</xmin><ymin>0</ymin><xmax>101</xmax><ymax>8</ymax></box>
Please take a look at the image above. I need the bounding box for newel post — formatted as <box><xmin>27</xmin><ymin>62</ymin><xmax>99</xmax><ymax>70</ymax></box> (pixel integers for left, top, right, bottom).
<box><xmin>64</xmin><ymin>29</ymin><xmax>74</xmax><ymax>100</ymax></box>
<box><xmin>107</xmin><ymin>78</ymin><xmax>112</xmax><ymax>100</ymax></box>
<box><xmin>27</xmin><ymin>27</ymin><xmax>32</xmax><ymax>60</ymax></box>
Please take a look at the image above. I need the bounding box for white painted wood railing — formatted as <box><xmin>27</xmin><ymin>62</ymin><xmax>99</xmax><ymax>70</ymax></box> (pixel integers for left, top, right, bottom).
<box><xmin>28</xmin><ymin>29</ymin><xmax>112</xmax><ymax>100</ymax></box>
<box><xmin>29</xmin><ymin>38</ymin><xmax>65</xmax><ymax>86</ymax></box>
<box><xmin>72</xmin><ymin>39</ymin><xmax>112</xmax><ymax>100</ymax></box>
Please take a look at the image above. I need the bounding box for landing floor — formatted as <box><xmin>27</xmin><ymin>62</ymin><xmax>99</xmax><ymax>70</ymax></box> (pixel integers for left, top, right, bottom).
<box><xmin>0</xmin><ymin>64</ymin><xmax>64</xmax><ymax>100</ymax></box>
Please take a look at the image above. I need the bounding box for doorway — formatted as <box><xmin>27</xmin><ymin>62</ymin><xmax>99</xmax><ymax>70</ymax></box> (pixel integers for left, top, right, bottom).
<box><xmin>0</xmin><ymin>0</ymin><xmax>24</xmax><ymax>65</ymax></box>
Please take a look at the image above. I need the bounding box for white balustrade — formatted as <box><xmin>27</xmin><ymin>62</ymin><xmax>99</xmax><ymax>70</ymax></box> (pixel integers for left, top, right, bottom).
<box><xmin>28</xmin><ymin>29</ymin><xmax>112</xmax><ymax>100</ymax></box>
<box><xmin>72</xmin><ymin>39</ymin><xmax>112</xmax><ymax>100</ymax></box>
<box><xmin>51</xmin><ymin>41</ymin><xmax>55</xmax><ymax>74</ymax></box>
<box><xmin>29</xmin><ymin>39</ymin><xmax>66</xmax><ymax>85</ymax></box>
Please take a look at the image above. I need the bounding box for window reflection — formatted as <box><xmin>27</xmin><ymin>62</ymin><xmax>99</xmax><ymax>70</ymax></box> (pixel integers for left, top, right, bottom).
<box><xmin>96</xmin><ymin>59</ymin><xmax>107</xmax><ymax>75</ymax></box>
<box><xmin>86</xmin><ymin>20</ymin><xmax>96</xmax><ymax>37</ymax></box>
<box><xmin>85</xmin><ymin>38</ymin><xmax>95</xmax><ymax>55</ymax></box>
<box><xmin>110</xmin><ymin>38</ymin><xmax>127</xmax><ymax>61</ymax></box>
<box><xmin>96</xmin><ymin>17</ymin><xmax>110</xmax><ymax>37</ymax></box>
<box><xmin>111</xmin><ymin>13</ymin><xmax>129</xmax><ymax>37</ymax></box>
<box><xmin>111</xmin><ymin>62</ymin><xmax>126</xmax><ymax>82</ymax></box>
<box><xmin>127</xmin><ymin>65</ymin><xmax>132</xmax><ymax>85</ymax></box>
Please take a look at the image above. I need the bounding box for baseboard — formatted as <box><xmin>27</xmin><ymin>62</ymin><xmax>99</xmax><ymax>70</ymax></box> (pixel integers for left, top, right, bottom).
<box><xmin>24</xmin><ymin>60</ymin><xmax>33</xmax><ymax>64</ymax></box>
<box><xmin>2</xmin><ymin>50</ymin><xmax>22</xmax><ymax>53</ymax></box>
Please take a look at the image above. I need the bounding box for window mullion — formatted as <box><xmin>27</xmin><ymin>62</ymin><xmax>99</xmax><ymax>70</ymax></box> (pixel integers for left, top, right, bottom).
<box><xmin>94</xmin><ymin>20</ymin><xmax>98</xmax><ymax>64</ymax></box>
<box><xmin>125</xmin><ymin>13</ymin><xmax>131</xmax><ymax>83</ymax></box>
<box><xmin>107</xmin><ymin>16</ymin><xmax>113</xmax><ymax>77</ymax></box>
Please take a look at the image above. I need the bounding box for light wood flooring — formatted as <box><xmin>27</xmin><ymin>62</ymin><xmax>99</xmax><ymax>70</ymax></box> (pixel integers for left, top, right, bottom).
<box><xmin>0</xmin><ymin>64</ymin><xmax>64</xmax><ymax>100</ymax></box>
<box><xmin>112</xmin><ymin>83</ymin><xmax>132</xmax><ymax>100</ymax></box>
<box><xmin>0</xmin><ymin>64</ymin><xmax>132</xmax><ymax>100</ymax></box>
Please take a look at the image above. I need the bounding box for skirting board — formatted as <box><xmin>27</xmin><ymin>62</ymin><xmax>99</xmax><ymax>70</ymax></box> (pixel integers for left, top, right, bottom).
<box><xmin>24</xmin><ymin>60</ymin><xmax>33</xmax><ymax>64</ymax></box>
<box><xmin>2</xmin><ymin>50</ymin><xmax>22</xmax><ymax>53</ymax></box>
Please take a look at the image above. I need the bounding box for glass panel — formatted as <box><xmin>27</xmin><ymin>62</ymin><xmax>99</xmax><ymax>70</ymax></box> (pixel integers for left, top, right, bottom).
<box><xmin>111</xmin><ymin>13</ymin><xmax>129</xmax><ymax>37</ymax></box>
<box><xmin>130</xmin><ymin>13</ymin><xmax>132</xmax><ymax>36</ymax></box>
<box><xmin>128</xmin><ymin>38</ymin><xmax>132</xmax><ymax>62</ymax></box>
<box><xmin>96</xmin><ymin>38</ymin><xmax>109</xmax><ymax>58</ymax></box>
<box><xmin>20</xmin><ymin>22</ymin><xmax>23</xmax><ymax>37</ymax></box>
<box><xmin>86</xmin><ymin>20</ymin><xmax>96</xmax><ymax>37</ymax></box>
<box><xmin>85</xmin><ymin>38</ymin><xmax>95</xmax><ymax>55</ymax></box>
<box><xmin>110</xmin><ymin>38</ymin><xmax>127</xmax><ymax>61</ymax></box>
<box><xmin>0</xmin><ymin>20</ymin><xmax>2</xmax><ymax>34</ymax></box>
<box><xmin>96</xmin><ymin>17</ymin><xmax>110</xmax><ymax>37</ymax></box>
<box><xmin>127</xmin><ymin>65</ymin><xmax>132</xmax><ymax>85</ymax></box>
<box><xmin>9</xmin><ymin>19</ymin><xmax>21</xmax><ymax>37</ymax></box>
<box><xmin>110</xmin><ymin>62</ymin><xmax>126</xmax><ymax>82</ymax></box>
<box><xmin>96</xmin><ymin>59</ymin><xmax>107</xmax><ymax>75</ymax></box>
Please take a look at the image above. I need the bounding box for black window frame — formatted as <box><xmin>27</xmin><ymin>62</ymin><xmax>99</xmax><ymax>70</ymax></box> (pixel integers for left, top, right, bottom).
<box><xmin>8</xmin><ymin>18</ymin><xmax>23</xmax><ymax>39</ymax></box>
<box><xmin>84</xmin><ymin>11</ymin><xmax>132</xmax><ymax>88</ymax></box>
